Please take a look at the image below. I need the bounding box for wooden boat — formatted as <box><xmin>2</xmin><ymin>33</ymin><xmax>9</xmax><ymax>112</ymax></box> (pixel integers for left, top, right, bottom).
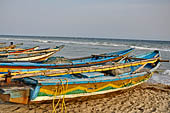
<box><xmin>0</xmin><ymin>43</ymin><xmax>23</xmax><ymax>50</ymax></box>
<box><xmin>0</xmin><ymin>46</ymin><xmax>40</xmax><ymax>58</ymax></box>
<box><xmin>0</xmin><ymin>45</ymin><xmax>64</xmax><ymax>57</ymax></box>
<box><xmin>0</xmin><ymin>48</ymin><xmax>134</xmax><ymax>70</ymax></box>
<box><xmin>0</xmin><ymin>50</ymin><xmax>161</xmax><ymax>104</ymax></box>
<box><xmin>6</xmin><ymin>46</ymin><xmax>39</xmax><ymax>54</ymax></box>
<box><xmin>1</xmin><ymin>50</ymin><xmax>159</xmax><ymax>78</ymax></box>
<box><xmin>0</xmin><ymin>46</ymin><xmax>38</xmax><ymax>52</ymax></box>
<box><xmin>0</xmin><ymin>51</ymin><xmax>57</xmax><ymax>62</ymax></box>
<box><xmin>0</xmin><ymin>42</ymin><xmax>6</xmax><ymax>45</ymax></box>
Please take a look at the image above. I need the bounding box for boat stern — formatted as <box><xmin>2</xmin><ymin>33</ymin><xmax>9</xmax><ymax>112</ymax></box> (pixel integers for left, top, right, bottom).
<box><xmin>0</xmin><ymin>86</ymin><xmax>30</xmax><ymax>104</ymax></box>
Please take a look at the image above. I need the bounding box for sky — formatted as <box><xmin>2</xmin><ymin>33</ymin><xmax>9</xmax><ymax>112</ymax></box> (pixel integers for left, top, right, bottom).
<box><xmin>0</xmin><ymin>0</ymin><xmax>170</xmax><ymax>41</ymax></box>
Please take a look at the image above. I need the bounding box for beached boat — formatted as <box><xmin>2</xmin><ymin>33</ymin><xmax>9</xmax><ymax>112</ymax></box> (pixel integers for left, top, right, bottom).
<box><xmin>6</xmin><ymin>46</ymin><xmax>39</xmax><ymax>54</ymax></box>
<box><xmin>0</xmin><ymin>43</ymin><xmax>23</xmax><ymax>50</ymax></box>
<box><xmin>0</xmin><ymin>46</ymin><xmax>40</xmax><ymax>58</ymax></box>
<box><xmin>0</xmin><ymin>50</ymin><xmax>161</xmax><ymax>104</ymax></box>
<box><xmin>0</xmin><ymin>45</ymin><xmax>64</xmax><ymax>57</ymax></box>
<box><xmin>1</xmin><ymin>50</ymin><xmax>159</xmax><ymax>78</ymax></box>
<box><xmin>0</xmin><ymin>42</ymin><xmax>6</xmax><ymax>45</ymax></box>
<box><xmin>0</xmin><ymin>51</ymin><xmax>57</xmax><ymax>62</ymax></box>
<box><xmin>0</xmin><ymin>48</ymin><xmax>134</xmax><ymax>70</ymax></box>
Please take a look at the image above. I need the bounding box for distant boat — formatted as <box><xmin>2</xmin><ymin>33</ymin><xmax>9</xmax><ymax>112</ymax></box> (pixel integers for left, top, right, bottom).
<box><xmin>0</xmin><ymin>42</ymin><xmax>6</xmax><ymax>45</ymax></box>
<box><xmin>0</xmin><ymin>51</ymin><xmax>57</xmax><ymax>62</ymax></box>
<box><xmin>6</xmin><ymin>46</ymin><xmax>39</xmax><ymax>54</ymax></box>
<box><xmin>0</xmin><ymin>43</ymin><xmax>23</xmax><ymax>50</ymax></box>
<box><xmin>0</xmin><ymin>50</ymin><xmax>160</xmax><ymax>104</ymax></box>
<box><xmin>0</xmin><ymin>46</ymin><xmax>39</xmax><ymax>58</ymax></box>
<box><xmin>0</xmin><ymin>45</ymin><xmax>64</xmax><ymax>56</ymax></box>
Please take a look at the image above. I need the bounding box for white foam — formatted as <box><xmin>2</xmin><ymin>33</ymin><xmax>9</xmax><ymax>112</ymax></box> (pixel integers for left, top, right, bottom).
<box><xmin>149</xmin><ymin>70</ymin><xmax>170</xmax><ymax>85</ymax></box>
<box><xmin>150</xmin><ymin>73</ymin><xmax>170</xmax><ymax>85</ymax></box>
<box><xmin>130</xmin><ymin>46</ymin><xmax>170</xmax><ymax>52</ymax></box>
<box><xmin>1</xmin><ymin>37</ymin><xmax>170</xmax><ymax>52</ymax></box>
<box><xmin>49</xmin><ymin>40</ymin><xmax>127</xmax><ymax>47</ymax></box>
<box><xmin>33</xmin><ymin>40</ymin><xmax>50</xmax><ymax>43</ymax></box>
<box><xmin>1</xmin><ymin>37</ymin><xmax>33</xmax><ymax>41</ymax></box>
<box><xmin>163</xmin><ymin>70</ymin><xmax>170</xmax><ymax>75</ymax></box>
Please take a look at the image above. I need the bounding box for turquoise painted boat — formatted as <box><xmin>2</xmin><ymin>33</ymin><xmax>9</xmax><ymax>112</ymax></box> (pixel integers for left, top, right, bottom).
<box><xmin>0</xmin><ymin>50</ymin><xmax>160</xmax><ymax>104</ymax></box>
<box><xmin>0</xmin><ymin>48</ymin><xmax>134</xmax><ymax>70</ymax></box>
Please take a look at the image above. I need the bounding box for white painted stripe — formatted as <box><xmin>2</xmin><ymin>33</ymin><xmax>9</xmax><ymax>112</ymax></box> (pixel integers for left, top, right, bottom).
<box><xmin>7</xmin><ymin>52</ymin><xmax>55</xmax><ymax>61</ymax></box>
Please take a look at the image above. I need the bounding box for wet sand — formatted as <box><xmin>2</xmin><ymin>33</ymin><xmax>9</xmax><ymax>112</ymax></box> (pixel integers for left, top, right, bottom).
<box><xmin>0</xmin><ymin>83</ymin><xmax>170</xmax><ymax>113</ymax></box>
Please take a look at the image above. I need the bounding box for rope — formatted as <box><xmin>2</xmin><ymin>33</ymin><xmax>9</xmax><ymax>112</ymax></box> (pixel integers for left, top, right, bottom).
<box><xmin>52</xmin><ymin>79</ymin><xmax>68</xmax><ymax>113</ymax></box>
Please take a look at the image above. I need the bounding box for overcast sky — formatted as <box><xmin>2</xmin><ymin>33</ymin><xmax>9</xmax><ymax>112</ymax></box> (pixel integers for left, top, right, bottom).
<box><xmin>0</xmin><ymin>0</ymin><xmax>170</xmax><ymax>41</ymax></box>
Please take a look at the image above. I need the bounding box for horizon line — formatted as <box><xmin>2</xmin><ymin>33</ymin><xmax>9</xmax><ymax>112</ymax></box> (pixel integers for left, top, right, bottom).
<box><xmin>0</xmin><ymin>34</ymin><xmax>170</xmax><ymax>42</ymax></box>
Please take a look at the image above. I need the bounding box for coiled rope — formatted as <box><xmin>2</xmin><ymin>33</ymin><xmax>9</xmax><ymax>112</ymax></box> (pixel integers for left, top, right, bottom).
<box><xmin>52</xmin><ymin>78</ymin><xmax>68</xmax><ymax>113</ymax></box>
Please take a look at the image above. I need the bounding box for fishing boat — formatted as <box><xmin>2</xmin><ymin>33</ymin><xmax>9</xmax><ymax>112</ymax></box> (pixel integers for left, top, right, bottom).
<box><xmin>0</xmin><ymin>50</ymin><xmax>159</xmax><ymax>79</ymax></box>
<box><xmin>0</xmin><ymin>51</ymin><xmax>57</xmax><ymax>62</ymax></box>
<box><xmin>0</xmin><ymin>45</ymin><xmax>64</xmax><ymax>62</ymax></box>
<box><xmin>0</xmin><ymin>48</ymin><xmax>134</xmax><ymax>70</ymax></box>
<box><xmin>0</xmin><ymin>46</ymin><xmax>40</xmax><ymax>58</ymax></box>
<box><xmin>0</xmin><ymin>45</ymin><xmax>64</xmax><ymax>57</ymax></box>
<box><xmin>0</xmin><ymin>50</ymin><xmax>161</xmax><ymax>104</ymax></box>
<box><xmin>0</xmin><ymin>43</ymin><xmax>23</xmax><ymax>50</ymax></box>
<box><xmin>0</xmin><ymin>42</ymin><xmax>6</xmax><ymax>45</ymax></box>
<box><xmin>6</xmin><ymin>46</ymin><xmax>39</xmax><ymax>54</ymax></box>
<box><xmin>0</xmin><ymin>46</ymin><xmax>64</xmax><ymax>73</ymax></box>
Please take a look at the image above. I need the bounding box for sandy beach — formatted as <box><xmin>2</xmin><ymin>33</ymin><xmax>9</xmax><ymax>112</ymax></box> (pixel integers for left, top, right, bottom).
<box><xmin>0</xmin><ymin>82</ymin><xmax>169</xmax><ymax>113</ymax></box>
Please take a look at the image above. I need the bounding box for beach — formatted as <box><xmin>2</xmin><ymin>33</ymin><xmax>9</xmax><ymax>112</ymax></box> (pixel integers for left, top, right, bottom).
<box><xmin>0</xmin><ymin>37</ymin><xmax>169</xmax><ymax>113</ymax></box>
<box><xmin>0</xmin><ymin>82</ymin><xmax>169</xmax><ymax>113</ymax></box>
<box><xmin>1</xmin><ymin>0</ymin><xmax>170</xmax><ymax>112</ymax></box>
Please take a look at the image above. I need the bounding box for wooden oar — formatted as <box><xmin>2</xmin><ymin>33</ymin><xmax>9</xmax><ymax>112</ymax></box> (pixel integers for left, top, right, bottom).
<box><xmin>126</xmin><ymin>57</ymin><xmax>146</xmax><ymax>60</ymax></box>
<box><xmin>91</xmin><ymin>54</ymin><xmax>118</xmax><ymax>57</ymax></box>
<box><xmin>131</xmin><ymin>63</ymin><xmax>147</xmax><ymax>74</ymax></box>
<box><xmin>116</xmin><ymin>56</ymin><xmax>128</xmax><ymax>64</ymax></box>
<box><xmin>159</xmin><ymin>60</ymin><xmax>170</xmax><ymax>62</ymax></box>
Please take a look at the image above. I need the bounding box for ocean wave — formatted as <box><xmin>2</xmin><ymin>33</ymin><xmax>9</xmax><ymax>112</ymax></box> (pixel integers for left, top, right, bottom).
<box><xmin>52</xmin><ymin>40</ymin><xmax>127</xmax><ymax>47</ymax></box>
<box><xmin>150</xmin><ymin>73</ymin><xmax>170</xmax><ymax>85</ymax></box>
<box><xmin>1</xmin><ymin>37</ymin><xmax>127</xmax><ymax>47</ymax></box>
<box><xmin>1</xmin><ymin>38</ymin><xmax>34</xmax><ymax>41</ymax></box>
<box><xmin>0</xmin><ymin>38</ymin><xmax>52</xmax><ymax>43</ymax></box>
<box><xmin>33</xmin><ymin>40</ymin><xmax>53</xmax><ymax>43</ymax></box>
<box><xmin>130</xmin><ymin>46</ymin><xmax>170</xmax><ymax>52</ymax></box>
<box><xmin>1</xmin><ymin>37</ymin><xmax>170</xmax><ymax>52</ymax></box>
<box><xmin>163</xmin><ymin>70</ymin><xmax>170</xmax><ymax>75</ymax></box>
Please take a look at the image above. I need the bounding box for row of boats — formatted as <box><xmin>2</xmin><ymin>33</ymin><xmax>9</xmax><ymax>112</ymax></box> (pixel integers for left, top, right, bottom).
<box><xmin>0</xmin><ymin>42</ymin><xmax>167</xmax><ymax>104</ymax></box>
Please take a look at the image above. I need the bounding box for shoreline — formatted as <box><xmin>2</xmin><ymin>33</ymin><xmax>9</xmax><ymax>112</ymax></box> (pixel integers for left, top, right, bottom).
<box><xmin>0</xmin><ymin>82</ymin><xmax>170</xmax><ymax>113</ymax></box>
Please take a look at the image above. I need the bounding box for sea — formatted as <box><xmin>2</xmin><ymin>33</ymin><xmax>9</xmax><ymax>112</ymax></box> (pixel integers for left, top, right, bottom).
<box><xmin>0</xmin><ymin>35</ymin><xmax>170</xmax><ymax>85</ymax></box>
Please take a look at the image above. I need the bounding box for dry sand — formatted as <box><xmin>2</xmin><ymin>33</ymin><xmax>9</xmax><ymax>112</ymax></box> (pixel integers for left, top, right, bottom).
<box><xmin>0</xmin><ymin>83</ymin><xmax>170</xmax><ymax>113</ymax></box>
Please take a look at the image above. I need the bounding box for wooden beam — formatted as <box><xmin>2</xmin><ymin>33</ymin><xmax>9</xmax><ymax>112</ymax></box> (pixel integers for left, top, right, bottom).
<box><xmin>159</xmin><ymin>60</ymin><xmax>170</xmax><ymax>62</ymax></box>
<box><xmin>131</xmin><ymin>63</ymin><xmax>147</xmax><ymax>74</ymax></box>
